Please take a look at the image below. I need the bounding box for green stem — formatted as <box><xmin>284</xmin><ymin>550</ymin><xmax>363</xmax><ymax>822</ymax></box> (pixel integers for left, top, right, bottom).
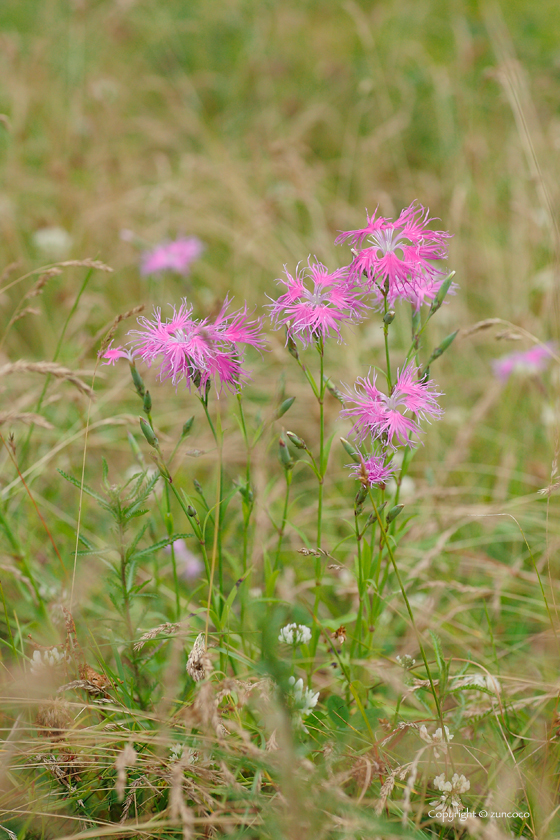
<box><xmin>274</xmin><ymin>471</ymin><xmax>292</xmax><ymax>570</ymax></box>
<box><xmin>369</xmin><ymin>491</ymin><xmax>444</xmax><ymax>727</ymax></box>
<box><xmin>350</xmin><ymin>511</ymin><xmax>363</xmax><ymax>660</ymax></box>
<box><xmin>383</xmin><ymin>294</ymin><xmax>392</xmax><ymax>391</ymax></box>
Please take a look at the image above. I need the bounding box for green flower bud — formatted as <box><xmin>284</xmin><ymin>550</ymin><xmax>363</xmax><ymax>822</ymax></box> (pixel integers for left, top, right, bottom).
<box><xmin>286</xmin><ymin>431</ymin><xmax>306</xmax><ymax>450</ymax></box>
<box><xmin>130</xmin><ymin>363</ymin><xmax>145</xmax><ymax>397</ymax></box>
<box><xmin>386</xmin><ymin>504</ymin><xmax>404</xmax><ymax>524</ymax></box>
<box><xmin>139</xmin><ymin>417</ymin><xmax>159</xmax><ymax>450</ymax></box>
<box><xmin>277</xmin><ymin>396</ymin><xmax>296</xmax><ymax>418</ymax></box>
<box><xmin>429</xmin><ymin>271</ymin><xmax>456</xmax><ymax>315</ymax></box>
<box><xmin>182</xmin><ymin>416</ymin><xmax>194</xmax><ymax>437</ymax></box>
<box><xmin>383</xmin><ymin>310</ymin><xmax>396</xmax><ymax>325</ymax></box>
<box><xmin>325</xmin><ymin>378</ymin><xmax>345</xmax><ymax>403</ymax></box>
<box><xmin>427</xmin><ymin>329</ymin><xmax>459</xmax><ymax>365</ymax></box>
<box><xmin>340</xmin><ymin>437</ymin><xmax>361</xmax><ymax>463</ymax></box>
<box><xmin>278</xmin><ymin>434</ymin><xmax>293</xmax><ymax>471</ymax></box>
<box><xmin>143</xmin><ymin>389</ymin><xmax>152</xmax><ymax>413</ymax></box>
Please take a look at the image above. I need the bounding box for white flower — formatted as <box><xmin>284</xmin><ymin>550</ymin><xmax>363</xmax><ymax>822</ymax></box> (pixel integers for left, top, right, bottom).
<box><xmin>288</xmin><ymin>676</ymin><xmax>319</xmax><ymax>731</ymax></box>
<box><xmin>430</xmin><ymin>773</ymin><xmax>470</xmax><ymax>816</ymax></box>
<box><xmin>278</xmin><ymin>623</ymin><xmax>312</xmax><ymax>646</ymax></box>
<box><xmin>419</xmin><ymin>724</ymin><xmax>453</xmax><ymax>757</ymax></box>
<box><xmin>32</xmin><ymin>226</ymin><xmax>73</xmax><ymax>259</ymax></box>
<box><xmin>29</xmin><ymin>647</ymin><xmax>68</xmax><ymax>674</ymax></box>
<box><xmin>396</xmin><ymin>654</ymin><xmax>416</xmax><ymax>670</ymax></box>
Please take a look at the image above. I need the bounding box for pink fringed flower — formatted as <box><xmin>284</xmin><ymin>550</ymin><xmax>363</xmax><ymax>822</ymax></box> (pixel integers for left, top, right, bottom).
<box><xmin>336</xmin><ymin>203</ymin><xmax>452</xmax><ymax>309</ymax></box>
<box><xmin>141</xmin><ymin>237</ymin><xmax>204</xmax><ymax>277</ymax></box>
<box><xmin>340</xmin><ymin>363</ymin><xmax>443</xmax><ymax>448</ymax></box>
<box><xmin>268</xmin><ymin>260</ymin><xmax>370</xmax><ymax>347</ymax></box>
<box><xmin>348</xmin><ymin>455</ymin><xmax>394</xmax><ymax>487</ymax></box>
<box><xmin>492</xmin><ymin>343</ymin><xmax>555</xmax><ymax>382</ymax></box>
<box><xmin>100</xmin><ymin>342</ymin><xmax>136</xmax><ymax>365</ymax></box>
<box><xmin>128</xmin><ymin>297</ymin><xmax>264</xmax><ymax>393</ymax></box>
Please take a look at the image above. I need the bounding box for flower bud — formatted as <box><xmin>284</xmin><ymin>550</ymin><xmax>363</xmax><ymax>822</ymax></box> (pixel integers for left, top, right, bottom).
<box><xmin>340</xmin><ymin>437</ymin><xmax>361</xmax><ymax>463</ymax></box>
<box><xmin>182</xmin><ymin>416</ymin><xmax>194</xmax><ymax>437</ymax></box>
<box><xmin>286</xmin><ymin>431</ymin><xmax>306</xmax><ymax>449</ymax></box>
<box><xmin>278</xmin><ymin>435</ymin><xmax>293</xmax><ymax>471</ymax></box>
<box><xmin>139</xmin><ymin>417</ymin><xmax>159</xmax><ymax>450</ymax></box>
<box><xmin>186</xmin><ymin>505</ymin><xmax>197</xmax><ymax>518</ymax></box>
<box><xmin>143</xmin><ymin>389</ymin><xmax>152</xmax><ymax>414</ymax></box>
<box><xmin>325</xmin><ymin>378</ymin><xmax>345</xmax><ymax>403</ymax></box>
<box><xmin>427</xmin><ymin>329</ymin><xmax>459</xmax><ymax>365</ymax></box>
<box><xmin>130</xmin><ymin>364</ymin><xmax>145</xmax><ymax>397</ymax></box>
<box><xmin>277</xmin><ymin>396</ymin><xmax>296</xmax><ymax>418</ymax></box>
<box><xmin>383</xmin><ymin>310</ymin><xmax>396</xmax><ymax>325</ymax></box>
<box><xmin>386</xmin><ymin>504</ymin><xmax>404</xmax><ymax>524</ymax></box>
<box><xmin>355</xmin><ymin>483</ymin><xmax>368</xmax><ymax>509</ymax></box>
<box><xmin>286</xmin><ymin>329</ymin><xmax>299</xmax><ymax>360</ymax></box>
<box><xmin>430</xmin><ymin>271</ymin><xmax>456</xmax><ymax>314</ymax></box>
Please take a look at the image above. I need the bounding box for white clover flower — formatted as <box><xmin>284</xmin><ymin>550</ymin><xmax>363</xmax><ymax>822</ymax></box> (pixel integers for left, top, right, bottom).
<box><xmin>288</xmin><ymin>676</ymin><xmax>319</xmax><ymax>731</ymax></box>
<box><xmin>419</xmin><ymin>724</ymin><xmax>453</xmax><ymax>757</ymax></box>
<box><xmin>430</xmin><ymin>772</ymin><xmax>470</xmax><ymax>817</ymax></box>
<box><xmin>170</xmin><ymin>742</ymin><xmax>183</xmax><ymax>761</ymax></box>
<box><xmin>29</xmin><ymin>647</ymin><xmax>68</xmax><ymax>675</ymax></box>
<box><xmin>396</xmin><ymin>654</ymin><xmax>416</xmax><ymax>670</ymax></box>
<box><xmin>278</xmin><ymin>623</ymin><xmax>312</xmax><ymax>645</ymax></box>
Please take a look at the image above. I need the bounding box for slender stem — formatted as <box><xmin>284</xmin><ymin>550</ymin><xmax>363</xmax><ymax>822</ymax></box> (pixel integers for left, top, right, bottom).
<box><xmin>164</xmin><ymin>483</ymin><xmax>181</xmax><ymax>620</ymax></box>
<box><xmin>368</xmin><ymin>491</ymin><xmax>444</xmax><ymax>726</ymax></box>
<box><xmin>383</xmin><ymin>294</ymin><xmax>392</xmax><ymax>391</ymax></box>
<box><xmin>317</xmin><ymin>341</ymin><xmax>325</xmax><ymax>550</ymax></box>
<box><xmin>274</xmin><ymin>471</ymin><xmax>292</xmax><ymax>570</ymax></box>
<box><xmin>350</xmin><ymin>511</ymin><xmax>363</xmax><ymax>660</ymax></box>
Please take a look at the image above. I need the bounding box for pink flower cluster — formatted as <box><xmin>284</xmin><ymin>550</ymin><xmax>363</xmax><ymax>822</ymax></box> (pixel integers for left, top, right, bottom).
<box><xmin>341</xmin><ymin>363</ymin><xmax>443</xmax><ymax>486</ymax></box>
<box><xmin>102</xmin><ymin>297</ymin><xmax>264</xmax><ymax>394</ymax></box>
<box><xmin>336</xmin><ymin>202</ymin><xmax>452</xmax><ymax>310</ymax></box>
<box><xmin>141</xmin><ymin>237</ymin><xmax>204</xmax><ymax>277</ymax></box>
<box><xmin>341</xmin><ymin>364</ymin><xmax>443</xmax><ymax>449</ymax></box>
<box><xmin>268</xmin><ymin>260</ymin><xmax>370</xmax><ymax>347</ymax></box>
<box><xmin>492</xmin><ymin>343</ymin><xmax>554</xmax><ymax>382</ymax></box>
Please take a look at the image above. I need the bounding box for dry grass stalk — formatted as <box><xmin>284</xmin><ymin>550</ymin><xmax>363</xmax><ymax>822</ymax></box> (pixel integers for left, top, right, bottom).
<box><xmin>0</xmin><ymin>411</ymin><xmax>53</xmax><ymax>429</ymax></box>
<box><xmin>133</xmin><ymin>621</ymin><xmax>181</xmax><ymax>651</ymax></box>
<box><xmin>12</xmin><ymin>306</ymin><xmax>40</xmax><ymax>322</ymax></box>
<box><xmin>57</xmin><ymin>258</ymin><xmax>113</xmax><ymax>272</ymax></box>
<box><xmin>97</xmin><ymin>304</ymin><xmax>146</xmax><ymax>355</ymax></box>
<box><xmin>0</xmin><ymin>361</ymin><xmax>95</xmax><ymax>398</ymax></box>
<box><xmin>186</xmin><ymin>633</ymin><xmax>211</xmax><ymax>683</ymax></box>
<box><xmin>24</xmin><ymin>269</ymin><xmax>61</xmax><ymax>300</ymax></box>
<box><xmin>375</xmin><ymin>771</ymin><xmax>396</xmax><ymax>816</ymax></box>
<box><xmin>169</xmin><ymin>761</ymin><xmax>195</xmax><ymax>840</ymax></box>
<box><xmin>114</xmin><ymin>742</ymin><xmax>137</xmax><ymax>801</ymax></box>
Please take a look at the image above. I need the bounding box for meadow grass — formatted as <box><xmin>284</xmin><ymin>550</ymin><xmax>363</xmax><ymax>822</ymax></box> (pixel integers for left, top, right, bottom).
<box><xmin>0</xmin><ymin>1</ymin><xmax>560</xmax><ymax>837</ymax></box>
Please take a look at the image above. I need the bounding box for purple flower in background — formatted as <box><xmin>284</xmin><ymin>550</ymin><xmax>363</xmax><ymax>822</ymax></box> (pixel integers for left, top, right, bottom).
<box><xmin>336</xmin><ymin>203</ymin><xmax>451</xmax><ymax>308</ymax></box>
<box><xmin>492</xmin><ymin>343</ymin><xmax>555</xmax><ymax>382</ymax></box>
<box><xmin>141</xmin><ymin>237</ymin><xmax>204</xmax><ymax>277</ymax></box>
<box><xmin>165</xmin><ymin>540</ymin><xmax>204</xmax><ymax>581</ymax></box>
<box><xmin>340</xmin><ymin>363</ymin><xmax>443</xmax><ymax>449</ymax></box>
<box><xmin>348</xmin><ymin>455</ymin><xmax>395</xmax><ymax>487</ymax></box>
<box><xmin>128</xmin><ymin>297</ymin><xmax>265</xmax><ymax>393</ymax></box>
<box><xmin>268</xmin><ymin>260</ymin><xmax>370</xmax><ymax>347</ymax></box>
